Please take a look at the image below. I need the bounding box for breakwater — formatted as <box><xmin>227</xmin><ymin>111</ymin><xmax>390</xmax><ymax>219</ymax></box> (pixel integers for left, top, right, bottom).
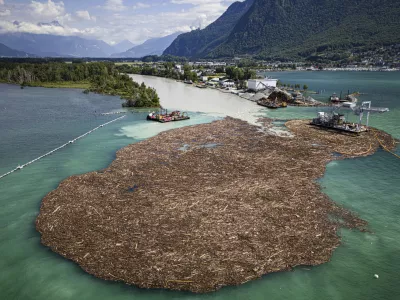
<box><xmin>0</xmin><ymin>115</ymin><xmax>126</xmax><ymax>180</ymax></box>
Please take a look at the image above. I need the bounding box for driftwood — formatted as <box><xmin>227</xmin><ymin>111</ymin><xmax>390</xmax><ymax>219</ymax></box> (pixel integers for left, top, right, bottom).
<box><xmin>36</xmin><ymin>117</ymin><xmax>396</xmax><ymax>293</ymax></box>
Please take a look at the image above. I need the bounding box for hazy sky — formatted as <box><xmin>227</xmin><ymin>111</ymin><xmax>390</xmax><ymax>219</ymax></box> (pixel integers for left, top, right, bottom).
<box><xmin>0</xmin><ymin>0</ymin><xmax>238</xmax><ymax>44</ymax></box>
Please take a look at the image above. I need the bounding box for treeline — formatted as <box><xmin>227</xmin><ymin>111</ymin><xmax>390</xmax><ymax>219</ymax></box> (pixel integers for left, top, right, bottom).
<box><xmin>117</xmin><ymin>63</ymin><xmax>257</xmax><ymax>83</ymax></box>
<box><xmin>0</xmin><ymin>61</ymin><xmax>160</xmax><ymax>108</ymax></box>
<box><xmin>90</xmin><ymin>74</ymin><xmax>159</xmax><ymax>108</ymax></box>
<box><xmin>224</xmin><ymin>66</ymin><xmax>256</xmax><ymax>81</ymax></box>
<box><xmin>117</xmin><ymin>63</ymin><xmax>198</xmax><ymax>82</ymax></box>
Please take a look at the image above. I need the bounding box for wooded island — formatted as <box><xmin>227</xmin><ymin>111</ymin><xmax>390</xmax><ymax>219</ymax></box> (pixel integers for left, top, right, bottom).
<box><xmin>0</xmin><ymin>61</ymin><xmax>160</xmax><ymax>108</ymax></box>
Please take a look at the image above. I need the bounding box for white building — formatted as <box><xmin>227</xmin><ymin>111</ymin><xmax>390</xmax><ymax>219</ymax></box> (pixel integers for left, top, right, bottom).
<box><xmin>221</xmin><ymin>80</ymin><xmax>235</xmax><ymax>87</ymax></box>
<box><xmin>248</xmin><ymin>77</ymin><xmax>278</xmax><ymax>91</ymax></box>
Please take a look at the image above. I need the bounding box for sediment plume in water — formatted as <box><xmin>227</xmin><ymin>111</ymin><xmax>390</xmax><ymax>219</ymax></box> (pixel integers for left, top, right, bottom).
<box><xmin>36</xmin><ymin>118</ymin><xmax>396</xmax><ymax>293</ymax></box>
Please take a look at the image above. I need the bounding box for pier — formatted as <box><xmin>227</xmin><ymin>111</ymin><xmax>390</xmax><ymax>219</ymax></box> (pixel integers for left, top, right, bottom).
<box><xmin>0</xmin><ymin>115</ymin><xmax>126</xmax><ymax>180</ymax></box>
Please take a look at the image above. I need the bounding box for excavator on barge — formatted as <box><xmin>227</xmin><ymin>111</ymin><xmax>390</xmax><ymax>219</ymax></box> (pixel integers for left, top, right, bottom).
<box><xmin>147</xmin><ymin>109</ymin><xmax>190</xmax><ymax>123</ymax></box>
<box><xmin>311</xmin><ymin>101</ymin><xmax>389</xmax><ymax>134</ymax></box>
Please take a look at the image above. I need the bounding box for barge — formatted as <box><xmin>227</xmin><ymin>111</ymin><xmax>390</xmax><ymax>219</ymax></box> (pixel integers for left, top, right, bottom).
<box><xmin>147</xmin><ymin>110</ymin><xmax>190</xmax><ymax>123</ymax></box>
<box><xmin>311</xmin><ymin>101</ymin><xmax>389</xmax><ymax>134</ymax></box>
<box><xmin>311</xmin><ymin>112</ymin><xmax>367</xmax><ymax>134</ymax></box>
<box><xmin>257</xmin><ymin>100</ymin><xmax>287</xmax><ymax>109</ymax></box>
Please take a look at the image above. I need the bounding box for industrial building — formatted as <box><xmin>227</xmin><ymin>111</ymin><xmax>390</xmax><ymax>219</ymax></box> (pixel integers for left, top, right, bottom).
<box><xmin>248</xmin><ymin>77</ymin><xmax>278</xmax><ymax>91</ymax></box>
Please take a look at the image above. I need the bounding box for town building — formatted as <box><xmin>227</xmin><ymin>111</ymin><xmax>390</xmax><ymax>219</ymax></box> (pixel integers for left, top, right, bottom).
<box><xmin>248</xmin><ymin>77</ymin><xmax>278</xmax><ymax>91</ymax></box>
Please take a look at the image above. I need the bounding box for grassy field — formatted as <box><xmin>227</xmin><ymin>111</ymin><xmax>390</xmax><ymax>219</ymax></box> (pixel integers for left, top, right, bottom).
<box><xmin>115</xmin><ymin>62</ymin><xmax>141</xmax><ymax>66</ymax></box>
<box><xmin>27</xmin><ymin>81</ymin><xmax>91</xmax><ymax>89</ymax></box>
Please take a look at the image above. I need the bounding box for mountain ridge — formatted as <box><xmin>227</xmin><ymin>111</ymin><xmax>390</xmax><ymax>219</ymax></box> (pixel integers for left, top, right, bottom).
<box><xmin>0</xmin><ymin>42</ymin><xmax>34</xmax><ymax>57</ymax></box>
<box><xmin>112</xmin><ymin>32</ymin><xmax>182</xmax><ymax>58</ymax></box>
<box><xmin>0</xmin><ymin>32</ymin><xmax>116</xmax><ymax>57</ymax></box>
<box><xmin>163</xmin><ymin>0</ymin><xmax>254</xmax><ymax>58</ymax></box>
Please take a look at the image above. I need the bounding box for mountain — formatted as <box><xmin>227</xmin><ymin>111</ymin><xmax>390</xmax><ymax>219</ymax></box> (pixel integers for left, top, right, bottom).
<box><xmin>0</xmin><ymin>32</ymin><xmax>116</xmax><ymax>57</ymax></box>
<box><xmin>113</xmin><ymin>40</ymin><xmax>136</xmax><ymax>53</ymax></box>
<box><xmin>0</xmin><ymin>42</ymin><xmax>33</xmax><ymax>57</ymax></box>
<box><xmin>212</xmin><ymin>0</ymin><xmax>400</xmax><ymax>59</ymax></box>
<box><xmin>37</xmin><ymin>21</ymin><xmax>64</xmax><ymax>28</ymax></box>
<box><xmin>165</xmin><ymin>0</ymin><xmax>400</xmax><ymax>60</ymax></box>
<box><xmin>112</xmin><ymin>32</ymin><xmax>182</xmax><ymax>58</ymax></box>
<box><xmin>163</xmin><ymin>0</ymin><xmax>254</xmax><ymax>58</ymax></box>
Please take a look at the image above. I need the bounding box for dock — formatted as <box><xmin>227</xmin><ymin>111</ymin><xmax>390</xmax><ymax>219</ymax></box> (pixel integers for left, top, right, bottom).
<box><xmin>0</xmin><ymin>115</ymin><xmax>126</xmax><ymax>180</ymax></box>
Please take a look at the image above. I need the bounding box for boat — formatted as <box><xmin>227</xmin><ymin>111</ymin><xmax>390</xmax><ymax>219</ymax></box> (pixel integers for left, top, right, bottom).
<box><xmin>265</xmin><ymin>102</ymin><xmax>280</xmax><ymax>109</ymax></box>
<box><xmin>311</xmin><ymin>112</ymin><xmax>362</xmax><ymax>133</ymax></box>
<box><xmin>183</xmin><ymin>80</ymin><xmax>193</xmax><ymax>85</ymax></box>
<box><xmin>196</xmin><ymin>84</ymin><xmax>207</xmax><ymax>89</ymax></box>
<box><xmin>147</xmin><ymin>110</ymin><xmax>190</xmax><ymax>123</ymax></box>
<box><xmin>257</xmin><ymin>97</ymin><xmax>287</xmax><ymax>109</ymax></box>
<box><xmin>257</xmin><ymin>100</ymin><xmax>280</xmax><ymax>109</ymax></box>
<box><xmin>329</xmin><ymin>93</ymin><xmax>340</xmax><ymax>102</ymax></box>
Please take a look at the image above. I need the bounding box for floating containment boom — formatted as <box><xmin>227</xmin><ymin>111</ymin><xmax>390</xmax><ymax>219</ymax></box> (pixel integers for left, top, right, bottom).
<box><xmin>0</xmin><ymin>115</ymin><xmax>126</xmax><ymax>180</ymax></box>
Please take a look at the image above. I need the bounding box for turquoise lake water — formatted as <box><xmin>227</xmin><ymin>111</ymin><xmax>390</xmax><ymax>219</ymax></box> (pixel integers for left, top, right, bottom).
<box><xmin>0</xmin><ymin>72</ymin><xmax>399</xmax><ymax>300</ymax></box>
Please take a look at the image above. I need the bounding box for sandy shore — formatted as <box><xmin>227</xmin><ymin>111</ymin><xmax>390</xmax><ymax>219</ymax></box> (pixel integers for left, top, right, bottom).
<box><xmin>36</xmin><ymin>118</ymin><xmax>396</xmax><ymax>293</ymax></box>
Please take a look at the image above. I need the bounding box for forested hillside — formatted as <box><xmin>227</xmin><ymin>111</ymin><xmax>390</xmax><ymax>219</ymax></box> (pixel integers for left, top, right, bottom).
<box><xmin>211</xmin><ymin>0</ymin><xmax>400</xmax><ymax>59</ymax></box>
<box><xmin>165</xmin><ymin>0</ymin><xmax>400</xmax><ymax>60</ymax></box>
<box><xmin>163</xmin><ymin>0</ymin><xmax>254</xmax><ymax>57</ymax></box>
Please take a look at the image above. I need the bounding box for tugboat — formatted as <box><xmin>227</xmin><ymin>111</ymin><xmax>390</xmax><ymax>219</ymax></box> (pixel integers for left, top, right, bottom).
<box><xmin>147</xmin><ymin>110</ymin><xmax>190</xmax><ymax>123</ymax></box>
<box><xmin>329</xmin><ymin>92</ymin><xmax>340</xmax><ymax>103</ymax></box>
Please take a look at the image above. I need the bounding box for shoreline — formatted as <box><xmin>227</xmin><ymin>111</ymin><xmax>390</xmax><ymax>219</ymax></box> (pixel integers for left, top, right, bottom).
<box><xmin>0</xmin><ymin>81</ymin><xmax>161</xmax><ymax>109</ymax></box>
<box><xmin>36</xmin><ymin>117</ymin><xmax>396</xmax><ymax>293</ymax></box>
<box><xmin>0</xmin><ymin>80</ymin><xmax>91</xmax><ymax>89</ymax></box>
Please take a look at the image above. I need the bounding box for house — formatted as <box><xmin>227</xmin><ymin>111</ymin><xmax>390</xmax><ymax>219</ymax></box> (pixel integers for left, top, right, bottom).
<box><xmin>248</xmin><ymin>77</ymin><xmax>278</xmax><ymax>91</ymax></box>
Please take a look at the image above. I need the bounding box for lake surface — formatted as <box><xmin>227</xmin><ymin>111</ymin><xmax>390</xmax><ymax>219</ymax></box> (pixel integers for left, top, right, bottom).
<box><xmin>0</xmin><ymin>72</ymin><xmax>399</xmax><ymax>300</ymax></box>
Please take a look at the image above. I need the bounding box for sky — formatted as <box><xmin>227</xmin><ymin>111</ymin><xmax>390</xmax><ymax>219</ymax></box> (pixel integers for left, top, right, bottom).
<box><xmin>0</xmin><ymin>0</ymin><xmax>239</xmax><ymax>45</ymax></box>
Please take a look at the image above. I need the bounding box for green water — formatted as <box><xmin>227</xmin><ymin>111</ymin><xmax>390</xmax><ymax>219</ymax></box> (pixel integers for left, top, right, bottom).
<box><xmin>0</xmin><ymin>72</ymin><xmax>399</xmax><ymax>300</ymax></box>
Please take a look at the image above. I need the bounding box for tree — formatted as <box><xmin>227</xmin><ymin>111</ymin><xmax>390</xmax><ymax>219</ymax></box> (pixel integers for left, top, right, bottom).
<box><xmin>215</xmin><ymin>66</ymin><xmax>225</xmax><ymax>73</ymax></box>
<box><xmin>303</xmin><ymin>84</ymin><xmax>309</xmax><ymax>91</ymax></box>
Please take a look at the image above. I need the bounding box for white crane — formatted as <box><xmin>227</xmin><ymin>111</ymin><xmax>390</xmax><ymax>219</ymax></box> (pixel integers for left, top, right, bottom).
<box><xmin>352</xmin><ymin>101</ymin><xmax>389</xmax><ymax>128</ymax></box>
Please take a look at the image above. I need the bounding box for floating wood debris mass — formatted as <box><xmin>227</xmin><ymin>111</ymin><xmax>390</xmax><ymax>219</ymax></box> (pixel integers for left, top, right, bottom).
<box><xmin>36</xmin><ymin>117</ymin><xmax>397</xmax><ymax>293</ymax></box>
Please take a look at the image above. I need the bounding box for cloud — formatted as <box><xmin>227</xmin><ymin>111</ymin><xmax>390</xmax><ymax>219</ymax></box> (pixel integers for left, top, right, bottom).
<box><xmin>0</xmin><ymin>19</ymin><xmax>81</xmax><ymax>36</ymax></box>
<box><xmin>0</xmin><ymin>0</ymin><xmax>239</xmax><ymax>45</ymax></box>
<box><xmin>75</xmin><ymin>10</ymin><xmax>95</xmax><ymax>22</ymax></box>
<box><xmin>29</xmin><ymin>0</ymin><xmax>65</xmax><ymax>20</ymax></box>
<box><xmin>0</xmin><ymin>0</ymin><xmax>4</xmax><ymax>5</ymax></box>
<box><xmin>132</xmin><ymin>2</ymin><xmax>151</xmax><ymax>10</ymax></box>
<box><xmin>0</xmin><ymin>9</ymin><xmax>10</xmax><ymax>16</ymax></box>
<box><xmin>102</xmin><ymin>0</ymin><xmax>126</xmax><ymax>12</ymax></box>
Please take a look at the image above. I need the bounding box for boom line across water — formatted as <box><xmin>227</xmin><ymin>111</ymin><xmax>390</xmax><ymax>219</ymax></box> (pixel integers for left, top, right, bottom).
<box><xmin>0</xmin><ymin>115</ymin><xmax>126</xmax><ymax>180</ymax></box>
